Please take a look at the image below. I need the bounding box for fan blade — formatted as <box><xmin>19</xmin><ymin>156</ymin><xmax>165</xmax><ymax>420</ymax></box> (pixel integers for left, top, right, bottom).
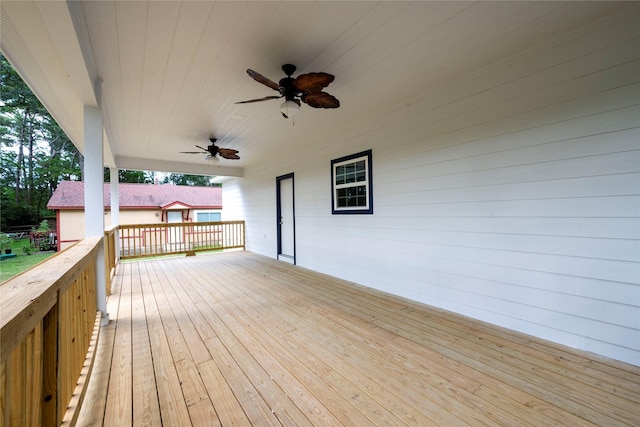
<box><xmin>218</xmin><ymin>148</ymin><xmax>240</xmax><ymax>160</ymax></box>
<box><xmin>294</xmin><ymin>72</ymin><xmax>335</xmax><ymax>93</ymax></box>
<box><xmin>235</xmin><ymin>95</ymin><xmax>282</xmax><ymax>104</ymax></box>
<box><xmin>182</xmin><ymin>144</ymin><xmax>211</xmax><ymax>154</ymax></box>
<box><xmin>218</xmin><ymin>147</ymin><xmax>238</xmax><ymax>155</ymax></box>
<box><xmin>301</xmin><ymin>92</ymin><xmax>340</xmax><ymax>109</ymax></box>
<box><xmin>247</xmin><ymin>69</ymin><xmax>282</xmax><ymax>91</ymax></box>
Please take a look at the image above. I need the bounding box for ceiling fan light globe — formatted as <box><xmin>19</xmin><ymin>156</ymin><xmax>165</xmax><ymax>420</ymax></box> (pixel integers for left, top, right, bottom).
<box><xmin>280</xmin><ymin>100</ymin><xmax>300</xmax><ymax>118</ymax></box>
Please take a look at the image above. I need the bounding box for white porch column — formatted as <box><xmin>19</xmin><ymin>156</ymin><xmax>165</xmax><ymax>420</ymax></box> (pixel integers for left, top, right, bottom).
<box><xmin>84</xmin><ymin>104</ymin><xmax>108</xmax><ymax>324</ymax></box>
<box><xmin>109</xmin><ymin>167</ymin><xmax>120</xmax><ymax>260</ymax></box>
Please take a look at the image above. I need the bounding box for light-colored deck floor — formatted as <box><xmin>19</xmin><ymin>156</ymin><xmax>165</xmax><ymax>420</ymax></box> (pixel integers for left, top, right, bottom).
<box><xmin>78</xmin><ymin>251</ymin><xmax>639</xmax><ymax>426</ymax></box>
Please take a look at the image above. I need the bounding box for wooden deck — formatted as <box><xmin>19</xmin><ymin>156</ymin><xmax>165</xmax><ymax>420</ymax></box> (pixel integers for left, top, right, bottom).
<box><xmin>77</xmin><ymin>251</ymin><xmax>639</xmax><ymax>426</ymax></box>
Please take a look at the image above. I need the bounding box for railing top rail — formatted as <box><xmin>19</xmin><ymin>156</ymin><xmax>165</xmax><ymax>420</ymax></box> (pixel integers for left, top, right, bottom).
<box><xmin>118</xmin><ymin>220</ymin><xmax>244</xmax><ymax>229</ymax></box>
<box><xmin>105</xmin><ymin>224</ymin><xmax>118</xmax><ymax>233</ymax></box>
<box><xmin>0</xmin><ymin>236</ymin><xmax>102</xmax><ymax>362</ymax></box>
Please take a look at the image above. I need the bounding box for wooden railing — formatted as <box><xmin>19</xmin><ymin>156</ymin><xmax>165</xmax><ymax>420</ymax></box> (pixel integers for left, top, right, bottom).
<box><xmin>0</xmin><ymin>237</ymin><xmax>103</xmax><ymax>426</ymax></box>
<box><xmin>0</xmin><ymin>220</ymin><xmax>242</xmax><ymax>425</ymax></box>
<box><xmin>0</xmin><ymin>221</ymin><xmax>242</xmax><ymax>425</ymax></box>
<box><xmin>104</xmin><ymin>225</ymin><xmax>117</xmax><ymax>295</ymax></box>
<box><xmin>119</xmin><ymin>220</ymin><xmax>245</xmax><ymax>259</ymax></box>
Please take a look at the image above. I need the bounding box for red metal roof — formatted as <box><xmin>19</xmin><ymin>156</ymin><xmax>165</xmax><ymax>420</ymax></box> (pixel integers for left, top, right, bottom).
<box><xmin>47</xmin><ymin>181</ymin><xmax>222</xmax><ymax>210</ymax></box>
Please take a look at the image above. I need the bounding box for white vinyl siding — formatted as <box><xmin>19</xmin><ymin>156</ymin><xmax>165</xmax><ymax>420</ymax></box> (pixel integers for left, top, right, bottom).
<box><xmin>223</xmin><ymin>7</ymin><xmax>639</xmax><ymax>366</ymax></box>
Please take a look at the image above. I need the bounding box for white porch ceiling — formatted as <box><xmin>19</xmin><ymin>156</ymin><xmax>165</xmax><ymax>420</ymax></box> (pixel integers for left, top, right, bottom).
<box><xmin>0</xmin><ymin>1</ymin><xmax>624</xmax><ymax>177</ymax></box>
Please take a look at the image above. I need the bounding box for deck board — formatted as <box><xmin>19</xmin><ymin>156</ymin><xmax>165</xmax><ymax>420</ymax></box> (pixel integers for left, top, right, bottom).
<box><xmin>131</xmin><ymin>262</ymin><xmax>162</xmax><ymax>426</ymax></box>
<box><xmin>104</xmin><ymin>262</ymin><xmax>133</xmax><ymax>425</ymax></box>
<box><xmin>78</xmin><ymin>251</ymin><xmax>640</xmax><ymax>426</ymax></box>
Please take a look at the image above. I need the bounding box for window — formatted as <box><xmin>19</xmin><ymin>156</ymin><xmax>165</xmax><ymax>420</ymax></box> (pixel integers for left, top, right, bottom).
<box><xmin>331</xmin><ymin>149</ymin><xmax>373</xmax><ymax>214</ymax></box>
<box><xmin>196</xmin><ymin>211</ymin><xmax>221</xmax><ymax>222</ymax></box>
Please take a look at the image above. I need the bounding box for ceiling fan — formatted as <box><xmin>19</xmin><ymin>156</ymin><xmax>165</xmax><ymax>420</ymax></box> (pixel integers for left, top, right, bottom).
<box><xmin>180</xmin><ymin>138</ymin><xmax>240</xmax><ymax>160</ymax></box>
<box><xmin>236</xmin><ymin>64</ymin><xmax>340</xmax><ymax>118</ymax></box>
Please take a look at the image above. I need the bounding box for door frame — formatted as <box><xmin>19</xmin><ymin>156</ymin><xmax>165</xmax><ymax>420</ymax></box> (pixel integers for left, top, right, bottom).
<box><xmin>276</xmin><ymin>173</ymin><xmax>295</xmax><ymax>264</ymax></box>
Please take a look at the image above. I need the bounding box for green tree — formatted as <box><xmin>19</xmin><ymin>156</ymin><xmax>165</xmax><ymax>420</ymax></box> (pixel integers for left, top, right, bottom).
<box><xmin>162</xmin><ymin>173</ymin><xmax>217</xmax><ymax>187</ymax></box>
<box><xmin>104</xmin><ymin>168</ymin><xmax>155</xmax><ymax>183</ymax></box>
<box><xmin>1</xmin><ymin>54</ymin><xmax>48</xmax><ymax>206</ymax></box>
<box><xmin>1</xmin><ymin>54</ymin><xmax>82</xmax><ymax>230</ymax></box>
<box><xmin>40</xmin><ymin>115</ymin><xmax>83</xmax><ymax>190</ymax></box>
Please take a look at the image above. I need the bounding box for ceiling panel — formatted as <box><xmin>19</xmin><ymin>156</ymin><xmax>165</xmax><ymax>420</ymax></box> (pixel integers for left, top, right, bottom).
<box><xmin>1</xmin><ymin>1</ymin><xmax>629</xmax><ymax>176</ymax></box>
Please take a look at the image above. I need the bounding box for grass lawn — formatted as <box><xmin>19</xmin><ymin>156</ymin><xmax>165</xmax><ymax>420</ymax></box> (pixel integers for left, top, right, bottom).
<box><xmin>0</xmin><ymin>238</ymin><xmax>56</xmax><ymax>283</ymax></box>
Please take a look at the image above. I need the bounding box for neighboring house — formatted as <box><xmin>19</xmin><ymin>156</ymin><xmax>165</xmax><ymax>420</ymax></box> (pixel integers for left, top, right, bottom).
<box><xmin>47</xmin><ymin>181</ymin><xmax>222</xmax><ymax>251</ymax></box>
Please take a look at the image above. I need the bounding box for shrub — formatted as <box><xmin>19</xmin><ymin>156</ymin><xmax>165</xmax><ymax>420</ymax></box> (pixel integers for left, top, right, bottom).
<box><xmin>36</xmin><ymin>220</ymin><xmax>51</xmax><ymax>232</ymax></box>
<box><xmin>0</xmin><ymin>234</ymin><xmax>11</xmax><ymax>252</ymax></box>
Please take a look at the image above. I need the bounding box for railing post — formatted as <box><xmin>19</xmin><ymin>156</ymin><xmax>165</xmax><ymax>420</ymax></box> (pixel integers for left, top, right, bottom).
<box><xmin>95</xmin><ymin>242</ymin><xmax>107</xmax><ymax>326</ymax></box>
<box><xmin>104</xmin><ymin>226</ymin><xmax>118</xmax><ymax>296</ymax></box>
<box><xmin>109</xmin><ymin>167</ymin><xmax>120</xmax><ymax>263</ymax></box>
<box><xmin>242</xmin><ymin>220</ymin><xmax>246</xmax><ymax>249</ymax></box>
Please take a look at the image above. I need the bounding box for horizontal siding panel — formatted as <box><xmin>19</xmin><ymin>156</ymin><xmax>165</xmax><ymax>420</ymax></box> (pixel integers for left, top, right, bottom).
<box><xmin>424</xmin><ymin>274</ymin><xmax>639</xmax><ymax>328</ymax></box>
<box><xmin>380</xmin><ymin>126</ymin><xmax>640</xmax><ymax>186</ymax></box>
<box><xmin>415</xmin><ymin>62</ymin><xmax>639</xmax><ymax>149</ymax></box>
<box><xmin>298</xmin><ymin>211</ymin><xmax>639</xmax><ymax>240</ymax></box>
<box><xmin>378</xmin><ymin>172</ymin><xmax>639</xmax><ymax>207</ymax></box>
<box><xmin>430</xmin><ymin>54</ymin><xmax>640</xmax><ymax>128</ymax></box>
<box><xmin>299</xmin><ymin>236</ymin><xmax>639</xmax><ymax>306</ymax></box>
<box><xmin>353</xmin><ymin>228</ymin><xmax>638</xmax><ymax>262</ymax></box>
<box><xmin>309</xmin><ymin>244</ymin><xmax>640</xmax><ymax>308</ymax></box>
<box><xmin>375</xmin><ymin>195</ymin><xmax>640</xmax><ymax>218</ymax></box>
<box><xmin>431</xmin><ymin>217</ymin><xmax>640</xmax><ymax>239</ymax></box>
<box><xmin>380</xmin><ymin>101</ymin><xmax>640</xmax><ymax>182</ymax></box>
<box><xmin>409</xmin><ymin>242</ymin><xmax>637</xmax><ymax>284</ymax></box>
<box><xmin>306</xmin><ymin>231</ymin><xmax>639</xmax><ymax>284</ymax></box>
<box><xmin>390</xmin><ymin>83</ymin><xmax>639</xmax><ymax>170</ymax></box>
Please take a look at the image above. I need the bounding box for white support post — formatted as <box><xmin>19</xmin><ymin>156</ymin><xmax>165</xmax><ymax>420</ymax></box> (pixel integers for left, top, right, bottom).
<box><xmin>110</xmin><ymin>167</ymin><xmax>120</xmax><ymax>260</ymax></box>
<box><xmin>84</xmin><ymin>104</ymin><xmax>108</xmax><ymax>325</ymax></box>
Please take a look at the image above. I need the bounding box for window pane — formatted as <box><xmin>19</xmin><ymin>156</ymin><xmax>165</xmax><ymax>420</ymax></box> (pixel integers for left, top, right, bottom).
<box><xmin>336</xmin><ymin>186</ymin><xmax>367</xmax><ymax>208</ymax></box>
<box><xmin>336</xmin><ymin>188</ymin><xmax>348</xmax><ymax>207</ymax></box>
<box><xmin>335</xmin><ymin>165</ymin><xmax>346</xmax><ymax>184</ymax></box>
<box><xmin>197</xmin><ymin>212</ymin><xmax>221</xmax><ymax>222</ymax></box>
